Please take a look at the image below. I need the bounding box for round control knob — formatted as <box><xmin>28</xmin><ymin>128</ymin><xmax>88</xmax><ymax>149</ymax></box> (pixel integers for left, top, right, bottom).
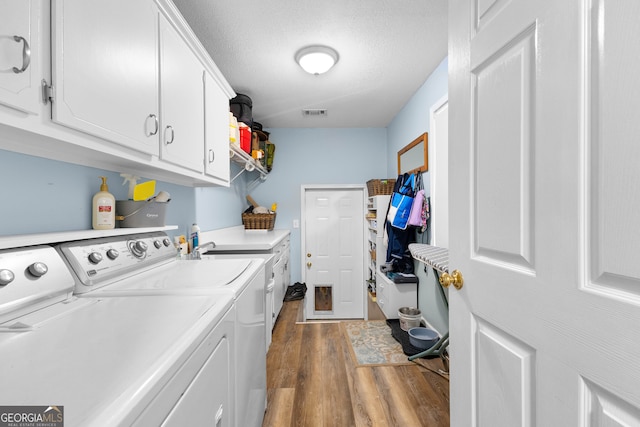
<box><xmin>0</xmin><ymin>269</ymin><xmax>15</xmax><ymax>286</ymax></box>
<box><xmin>88</xmin><ymin>252</ymin><xmax>103</xmax><ymax>264</ymax></box>
<box><xmin>134</xmin><ymin>241</ymin><xmax>148</xmax><ymax>252</ymax></box>
<box><xmin>28</xmin><ymin>262</ymin><xmax>48</xmax><ymax>277</ymax></box>
<box><xmin>154</xmin><ymin>240</ymin><xmax>162</xmax><ymax>249</ymax></box>
<box><xmin>163</xmin><ymin>238</ymin><xmax>171</xmax><ymax>247</ymax></box>
<box><xmin>106</xmin><ymin>249</ymin><xmax>119</xmax><ymax>260</ymax></box>
<box><xmin>129</xmin><ymin>240</ymin><xmax>148</xmax><ymax>258</ymax></box>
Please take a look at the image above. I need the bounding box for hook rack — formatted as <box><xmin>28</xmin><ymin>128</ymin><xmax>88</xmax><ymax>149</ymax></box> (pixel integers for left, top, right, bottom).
<box><xmin>407</xmin><ymin>243</ymin><xmax>450</xmax><ymax>367</ymax></box>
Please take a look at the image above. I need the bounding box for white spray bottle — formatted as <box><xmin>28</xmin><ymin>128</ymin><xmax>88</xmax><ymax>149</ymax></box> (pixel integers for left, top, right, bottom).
<box><xmin>120</xmin><ymin>173</ymin><xmax>139</xmax><ymax>200</ymax></box>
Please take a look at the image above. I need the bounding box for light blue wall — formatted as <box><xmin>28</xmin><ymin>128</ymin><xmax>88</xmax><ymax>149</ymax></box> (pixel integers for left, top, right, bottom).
<box><xmin>0</xmin><ymin>149</ymin><xmax>196</xmax><ymax>239</ymax></box>
<box><xmin>195</xmin><ymin>164</ymin><xmax>249</xmax><ymax>230</ymax></box>
<box><xmin>249</xmin><ymin>128</ymin><xmax>388</xmax><ymax>283</ymax></box>
<box><xmin>387</xmin><ymin>57</ymin><xmax>449</xmax><ymax>178</ymax></box>
<box><xmin>386</xmin><ymin>56</ymin><xmax>449</xmax><ymax>334</ymax></box>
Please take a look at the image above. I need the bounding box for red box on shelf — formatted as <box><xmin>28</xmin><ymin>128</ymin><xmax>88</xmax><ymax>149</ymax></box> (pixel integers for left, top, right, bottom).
<box><xmin>239</xmin><ymin>125</ymin><xmax>251</xmax><ymax>153</ymax></box>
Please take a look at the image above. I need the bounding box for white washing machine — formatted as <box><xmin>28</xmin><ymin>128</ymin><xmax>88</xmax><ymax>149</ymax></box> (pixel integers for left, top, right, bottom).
<box><xmin>59</xmin><ymin>232</ymin><xmax>267</xmax><ymax>427</ymax></box>
<box><xmin>204</xmin><ymin>252</ymin><xmax>275</xmax><ymax>350</ymax></box>
<box><xmin>0</xmin><ymin>243</ymin><xmax>235</xmax><ymax>427</ymax></box>
<box><xmin>205</xmin><ymin>233</ymin><xmax>290</xmax><ymax>336</ymax></box>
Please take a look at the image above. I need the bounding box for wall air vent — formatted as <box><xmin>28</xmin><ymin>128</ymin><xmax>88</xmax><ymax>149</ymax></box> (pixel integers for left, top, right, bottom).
<box><xmin>302</xmin><ymin>109</ymin><xmax>328</xmax><ymax>117</ymax></box>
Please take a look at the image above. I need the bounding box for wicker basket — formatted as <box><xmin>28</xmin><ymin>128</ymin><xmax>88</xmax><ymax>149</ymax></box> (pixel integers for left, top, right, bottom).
<box><xmin>366</xmin><ymin>179</ymin><xmax>396</xmax><ymax>196</ymax></box>
<box><xmin>242</xmin><ymin>212</ymin><xmax>276</xmax><ymax>230</ymax></box>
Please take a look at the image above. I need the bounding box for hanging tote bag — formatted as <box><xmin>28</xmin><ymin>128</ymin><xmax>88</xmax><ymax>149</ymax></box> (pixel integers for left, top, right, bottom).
<box><xmin>408</xmin><ymin>189</ymin><xmax>425</xmax><ymax>226</ymax></box>
<box><xmin>408</xmin><ymin>172</ymin><xmax>425</xmax><ymax>228</ymax></box>
<box><xmin>386</xmin><ymin>173</ymin><xmax>416</xmax><ymax>230</ymax></box>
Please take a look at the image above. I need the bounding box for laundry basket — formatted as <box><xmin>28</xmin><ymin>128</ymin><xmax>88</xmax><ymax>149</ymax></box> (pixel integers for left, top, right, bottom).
<box><xmin>242</xmin><ymin>212</ymin><xmax>276</xmax><ymax>230</ymax></box>
<box><xmin>366</xmin><ymin>179</ymin><xmax>396</xmax><ymax>196</ymax></box>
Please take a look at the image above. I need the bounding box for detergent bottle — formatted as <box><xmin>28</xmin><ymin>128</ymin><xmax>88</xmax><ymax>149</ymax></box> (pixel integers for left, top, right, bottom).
<box><xmin>92</xmin><ymin>176</ymin><xmax>115</xmax><ymax>230</ymax></box>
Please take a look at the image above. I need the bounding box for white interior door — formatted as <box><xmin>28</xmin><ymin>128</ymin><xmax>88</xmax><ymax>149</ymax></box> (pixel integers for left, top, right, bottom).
<box><xmin>303</xmin><ymin>186</ymin><xmax>365</xmax><ymax>320</ymax></box>
<box><xmin>429</xmin><ymin>96</ymin><xmax>449</xmax><ymax>248</ymax></box>
<box><xmin>449</xmin><ymin>0</ymin><xmax>640</xmax><ymax>425</ymax></box>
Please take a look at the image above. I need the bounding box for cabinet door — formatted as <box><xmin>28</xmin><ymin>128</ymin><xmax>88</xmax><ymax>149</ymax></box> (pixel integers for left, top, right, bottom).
<box><xmin>204</xmin><ymin>71</ymin><xmax>230</xmax><ymax>184</ymax></box>
<box><xmin>159</xmin><ymin>14</ymin><xmax>204</xmax><ymax>173</ymax></box>
<box><xmin>161</xmin><ymin>337</ymin><xmax>230</xmax><ymax>427</ymax></box>
<box><xmin>272</xmin><ymin>257</ymin><xmax>285</xmax><ymax>320</ymax></box>
<box><xmin>0</xmin><ymin>0</ymin><xmax>41</xmax><ymax>114</ymax></box>
<box><xmin>51</xmin><ymin>0</ymin><xmax>159</xmax><ymax>155</ymax></box>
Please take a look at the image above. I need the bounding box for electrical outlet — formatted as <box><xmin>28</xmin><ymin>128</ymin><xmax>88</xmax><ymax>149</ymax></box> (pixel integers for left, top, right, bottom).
<box><xmin>293</xmin><ymin>219</ymin><xmax>299</xmax><ymax>228</ymax></box>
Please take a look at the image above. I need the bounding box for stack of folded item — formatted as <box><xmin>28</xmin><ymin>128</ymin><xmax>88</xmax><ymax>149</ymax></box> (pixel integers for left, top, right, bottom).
<box><xmin>386</xmin><ymin>272</ymin><xmax>419</xmax><ymax>284</ymax></box>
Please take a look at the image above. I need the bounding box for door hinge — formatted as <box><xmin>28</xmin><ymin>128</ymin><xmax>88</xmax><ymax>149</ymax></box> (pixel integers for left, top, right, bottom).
<box><xmin>41</xmin><ymin>79</ymin><xmax>54</xmax><ymax>104</ymax></box>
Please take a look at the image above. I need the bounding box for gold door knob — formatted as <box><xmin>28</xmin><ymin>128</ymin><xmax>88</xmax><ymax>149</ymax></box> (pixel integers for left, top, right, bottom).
<box><xmin>439</xmin><ymin>270</ymin><xmax>464</xmax><ymax>290</ymax></box>
<box><xmin>307</xmin><ymin>262</ymin><xmax>312</xmax><ymax>268</ymax></box>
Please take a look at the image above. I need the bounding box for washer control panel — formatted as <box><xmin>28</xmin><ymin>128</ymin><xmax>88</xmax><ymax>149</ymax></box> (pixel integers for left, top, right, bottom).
<box><xmin>58</xmin><ymin>231</ymin><xmax>176</xmax><ymax>293</ymax></box>
<box><xmin>0</xmin><ymin>245</ymin><xmax>75</xmax><ymax>323</ymax></box>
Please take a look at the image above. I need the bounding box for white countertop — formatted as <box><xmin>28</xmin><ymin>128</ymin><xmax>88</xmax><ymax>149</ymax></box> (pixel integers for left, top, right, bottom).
<box><xmin>200</xmin><ymin>226</ymin><xmax>290</xmax><ymax>252</ymax></box>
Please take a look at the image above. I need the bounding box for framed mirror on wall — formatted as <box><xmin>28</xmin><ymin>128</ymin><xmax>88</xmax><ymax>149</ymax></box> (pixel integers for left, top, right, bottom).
<box><xmin>398</xmin><ymin>132</ymin><xmax>428</xmax><ymax>175</ymax></box>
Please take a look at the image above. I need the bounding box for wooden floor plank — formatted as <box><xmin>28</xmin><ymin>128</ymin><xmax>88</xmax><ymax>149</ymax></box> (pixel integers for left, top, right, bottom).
<box><xmin>263</xmin><ymin>300</ymin><xmax>450</xmax><ymax>427</ymax></box>
<box><xmin>320</xmin><ymin>322</ymin><xmax>355</xmax><ymax>426</ymax></box>
<box><xmin>267</xmin><ymin>303</ymin><xmax>304</xmax><ymax>389</ymax></box>
<box><xmin>351</xmin><ymin>367</ymin><xmax>391</xmax><ymax>427</ymax></box>
<box><xmin>262</xmin><ymin>388</ymin><xmax>295</xmax><ymax>427</ymax></box>
<box><xmin>291</xmin><ymin>323</ymin><xmax>324</xmax><ymax>426</ymax></box>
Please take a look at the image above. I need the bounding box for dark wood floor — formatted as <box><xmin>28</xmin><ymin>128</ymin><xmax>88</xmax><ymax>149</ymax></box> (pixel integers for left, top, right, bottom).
<box><xmin>262</xmin><ymin>300</ymin><xmax>450</xmax><ymax>427</ymax></box>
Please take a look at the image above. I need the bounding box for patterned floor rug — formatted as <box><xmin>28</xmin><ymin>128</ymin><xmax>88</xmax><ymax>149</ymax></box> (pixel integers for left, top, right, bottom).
<box><xmin>341</xmin><ymin>320</ymin><xmax>413</xmax><ymax>366</ymax></box>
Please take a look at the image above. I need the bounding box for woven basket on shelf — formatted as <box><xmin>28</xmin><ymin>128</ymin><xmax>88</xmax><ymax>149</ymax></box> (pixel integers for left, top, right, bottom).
<box><xmin>242</xmin><ymin>212</ymin><xmax>276</xmax><ymax>230</ymax></box>
<box><xmin>366</xmin><ymin>179</ymin><xmax>396</xmax><ymax>196</ymax></box>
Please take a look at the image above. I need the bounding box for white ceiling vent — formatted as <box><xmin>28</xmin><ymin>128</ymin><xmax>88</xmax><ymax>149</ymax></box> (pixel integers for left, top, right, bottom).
<box><xmin>302</xmin><ymin>109</ymin><xmax>328</xmax><ymax>117</ymax></box>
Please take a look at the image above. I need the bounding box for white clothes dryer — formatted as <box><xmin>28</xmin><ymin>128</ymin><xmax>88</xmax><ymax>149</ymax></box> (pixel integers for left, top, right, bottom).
<box><xmin>59</xmin><ymin>231</ymin><xmax>267</xmax><ymax>427</ymax></box>
<box><xmin>0</xmin><ymin>244</ymin><xmax>235</xmax><ymax>427</ymax></box>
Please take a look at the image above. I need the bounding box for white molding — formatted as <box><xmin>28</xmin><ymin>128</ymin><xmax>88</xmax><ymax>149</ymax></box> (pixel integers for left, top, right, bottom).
<box><xmin>429</xmin><ymin>94</ymin><xmax>449</xmax><ymax>247</ymax></box>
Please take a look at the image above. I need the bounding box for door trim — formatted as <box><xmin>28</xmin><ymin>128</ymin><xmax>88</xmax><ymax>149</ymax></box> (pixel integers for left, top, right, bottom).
<box><xmin>429</xmin><ymin>94</ymin><xmax>449</xmax><ymax>247</ymax></box>
<box><xmin>300</xmin><ymin>184</ymin><xmax>367</xmax><ymax>321</ymax></box>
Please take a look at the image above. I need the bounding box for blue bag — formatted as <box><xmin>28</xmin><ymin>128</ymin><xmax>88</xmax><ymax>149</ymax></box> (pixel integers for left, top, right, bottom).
<box><xmin>386</xmin><ymin>173</ymin><xmax>416</xmax><ymax>230</ymax></box>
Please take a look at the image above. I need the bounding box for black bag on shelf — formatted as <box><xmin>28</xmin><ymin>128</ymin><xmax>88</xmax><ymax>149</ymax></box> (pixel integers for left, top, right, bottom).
<box><xmin>230</xmin><ymin>93</ymin><xmax>253</xmax><ymax>126</ymax></box>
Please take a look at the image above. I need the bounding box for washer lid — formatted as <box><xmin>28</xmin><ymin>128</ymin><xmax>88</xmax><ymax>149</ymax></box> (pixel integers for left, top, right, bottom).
<box><xmin>0</xmin><ymin>293</ymin><xmax>233</xmax><ymax>426</ymax></box>
<box><xmin>84</xmin><ymin>258</ymin><xmax>262</xmax><ymax>298</ymax></box>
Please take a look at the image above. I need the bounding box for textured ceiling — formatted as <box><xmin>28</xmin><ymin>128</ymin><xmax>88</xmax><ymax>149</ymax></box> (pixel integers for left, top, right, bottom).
<box><xmin>172</xmin><ymin>0</ymin><xmax>448</xmax><ymax>128</ymax></box>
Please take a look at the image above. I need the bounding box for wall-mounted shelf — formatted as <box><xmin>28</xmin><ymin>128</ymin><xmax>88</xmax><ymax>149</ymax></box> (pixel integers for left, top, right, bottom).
<box><xmin>229</xmin><ymin>144</ymin><xmax>268</xmax><ymax>186</ymax></box>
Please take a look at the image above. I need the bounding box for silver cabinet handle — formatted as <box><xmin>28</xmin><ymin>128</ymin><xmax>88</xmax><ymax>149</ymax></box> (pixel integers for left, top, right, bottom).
<box><xmin>146</xmin><ymin>114</ymin><xmax>158</xmax><ymax>136</ymax></box>
<box><xmin>12</xmin><ymin>35</ymin><xmax>31</xmax><ymax>74</ymax></box>
<box><xmin>165</xmin><ymin>125</ymin><xmax>175</xmax><ymax>144</ymax></box>
<box><xmin>208</xmin><ymin>149</ymin><xmax>215</xmax><ymax>163</ymax></box>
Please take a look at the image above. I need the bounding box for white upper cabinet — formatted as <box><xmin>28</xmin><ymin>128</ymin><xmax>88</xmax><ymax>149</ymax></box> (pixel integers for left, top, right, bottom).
<box><xmin>158</xmin><ymin>13</ymin><xmax>204</xmax><ymax>173</ymax></box>
<box><xmin>204</xmin><ymin>71</ymin><xmax>231</xmax><ymax>185</ymax></box>
<box><xmin>0</xmin><ymin>0</ymin><xmax>41</xmax><ymax>114</ymax></box>
<box><xmin>0</xmin><ymin>0</ymin><xmax>233</xmax><ymax>186</ymax></box>
<box><xmin>51</xmin><ymin>0</ymin><xmax>160</xmax><ymax>156</ymax></box>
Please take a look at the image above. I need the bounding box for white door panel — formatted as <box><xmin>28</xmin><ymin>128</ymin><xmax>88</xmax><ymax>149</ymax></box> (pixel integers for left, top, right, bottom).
<box><xmin>159</xmin><ymin>14</ymin><xmax>204</xmax><ymax>172</ymax></box>
<box><xmin>204</xmin><ymin>71</ymin><xmax>231</xmax><ymax>184</ymax></box>
<box><xmin>52</xmin><ymin>0</ymin><xmax>159</xmax><ymax>154</ymax></box>
<box><xmin>303</xmin><ymin>187</ymin><xmax>365</xmax><ymax>319</ymax></box>
<box><xmin>449</xmin><ymin>0</ymin><xmax>640</xmax><ymax>425</ymax></box>
<box><xmin>0</xmin><ymin>0</ymin><xmax>40</xmax><ymax>114</ymax></box>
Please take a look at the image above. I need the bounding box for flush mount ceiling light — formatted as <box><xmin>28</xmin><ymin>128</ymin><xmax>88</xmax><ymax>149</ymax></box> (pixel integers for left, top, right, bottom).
<box><xmin>295</xmin><ymin>46</ymin><xmax>339</xmax><ymax>75</ymax></box>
